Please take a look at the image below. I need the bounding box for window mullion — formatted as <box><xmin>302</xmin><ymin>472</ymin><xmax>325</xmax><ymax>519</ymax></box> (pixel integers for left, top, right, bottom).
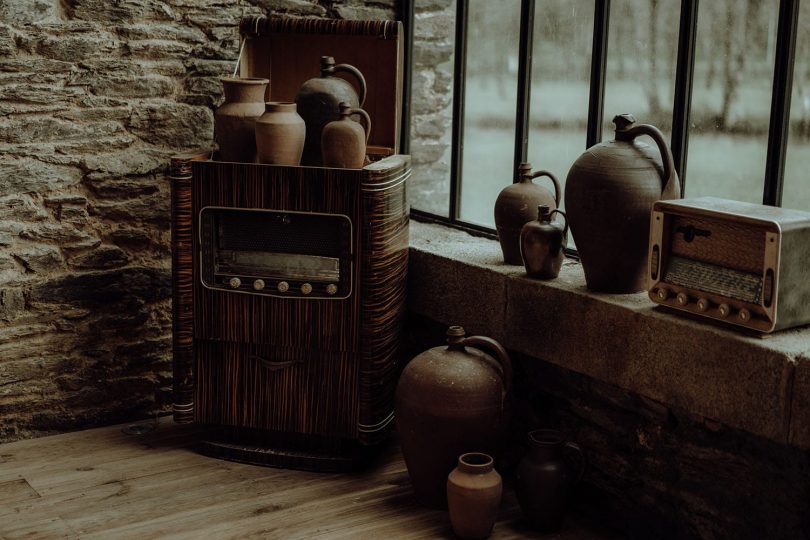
<box><xmin>513</xmin><ymin>0</ymin><xmax>536</xmax><ymax>182</ymax></box>
<box><xmin>763</xmin><ymin>0</ymin><xmax>800</xmax><ymax>207</ymax></box>
<box><xmin>586</xmin><ymin>0</ymin><xmax>610</xmax><ymax>147</ymax></box>
<box><xmin>671</xmin><ymin>0</ymin><xmax>699</xmax><ymax>196</ymax></box>
<box><xmin>449</xmin><ymin>0</ymin><xmax>469</xmax><ymax>221</ymax></box>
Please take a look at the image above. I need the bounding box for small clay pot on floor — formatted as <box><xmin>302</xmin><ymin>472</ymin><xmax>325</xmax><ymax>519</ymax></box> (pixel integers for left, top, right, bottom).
<box><xmin>447</xmin><ymin>452</ymin><xmax>502</xmax><ymax>540</ymax></box>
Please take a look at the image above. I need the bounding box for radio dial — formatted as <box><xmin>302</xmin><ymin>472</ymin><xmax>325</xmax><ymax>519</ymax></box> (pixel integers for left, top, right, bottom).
<box><xmin>229</xmin><ymin>277</ymin><xmax>241</xmax><ymax>289</ymax></box>
<box><xmin>277</xmin><ymin>281</ymin><xmax>289</xmax><ymax>293</ymax></box>
<box><xmin>326</xmin><ymin>284</ymin><xmax>338</xmax><ymax>296</ymax></box>
<box><xmin>718</xmin><ymin>304</ymin><xmax>731</xmax><ymax>318</ymax></box>
<box><xmin>253</xmin><ymin>279</ymin><xmax>265</xmax><ymax>291</ymax></box>
<box><xmin>738</xmin><ymin>308</ymin><xmax>751</xmax><ymax>322</ymax></box>
<box><xmin>301</xmin><ymin>283</ymin><xmax>313</xmax><ymax>295</ymax></box>
<box><xmin>656</xmin><ymin>288</ymin><xmax>669</xmax><ymax>301</ymax></box>
<box><xmin>696</xmin><ymin>298</ymin><xmax>710</xmax><ymax>312</ymax></box>
<box><xmin>676</xmin><ymin>292</ymin><xmax>689</xmax><ymax>306</ymax></box>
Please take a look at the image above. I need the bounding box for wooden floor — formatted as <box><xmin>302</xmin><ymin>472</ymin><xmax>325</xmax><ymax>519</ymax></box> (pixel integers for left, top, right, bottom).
<box><xmin>0</xmin><ymin>418</ymin><xmax>613</xmax><ymax>539</ymax></box>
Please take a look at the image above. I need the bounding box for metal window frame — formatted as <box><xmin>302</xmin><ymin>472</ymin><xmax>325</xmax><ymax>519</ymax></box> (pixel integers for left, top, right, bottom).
<box><xmin>404</xmin><ymin>0</ymin><xmax>801</xmax><ymax>238</ymax></box>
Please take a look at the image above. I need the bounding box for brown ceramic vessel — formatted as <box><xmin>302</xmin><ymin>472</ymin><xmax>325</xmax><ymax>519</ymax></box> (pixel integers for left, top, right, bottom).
<box><xmin>447</xmin><ymin>452</ymin><xmax>503</xmax><ymax>540</ymax></box>
<box><xmin>295</xmin><ymin>56</ymin><xmax>367</xmax><ymax>166</ymax></box>
<box><xmin>515</xmin><ymin>429</ymin><xmax>585</xmax><ymax>532</ymax></box>
<box><xmin>520</xmin><ymin>205</ymin><xmax>567</xmax><ymax>279</ymax></box>
<box><xmin>321</xmin><ymin>102</ymin><xmax>370</xmax><ymax>168</ymax></box>
<box><xmin>395</xmin><ymin>326</ymin><xmax>512</xmax><ymax>508</ymax></box>
<box><xmin>255</xmin><ymin>102</ymin><xmax>306</xmax><ymax>166</ymax></box>
<box><xmin>564</xmin><ymin>114</ymin><xmax>680</xmax><ymax>293</ymax></box>
<box><xmin>215</xmin><ymin>77</ymin><xmax>269</xmax><ymax>163</ymax></box>
<box><xmin>494</xmin><ymin>163</ymin><xmax>560</xmax><ymax>265</ymax></box>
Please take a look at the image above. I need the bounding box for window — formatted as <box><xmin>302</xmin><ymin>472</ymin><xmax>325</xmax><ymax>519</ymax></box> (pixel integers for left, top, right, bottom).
<box><xmin>403</xmin><ymin>0</ymin><xmax>809</xmax><ymax>237</ymax></box>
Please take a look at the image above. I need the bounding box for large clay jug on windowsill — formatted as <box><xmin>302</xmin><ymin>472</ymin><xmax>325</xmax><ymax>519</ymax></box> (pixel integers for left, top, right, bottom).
<box><xmin>564</xmin><ymin>114</ymin><xmax>680</xmax><ymax>293</ymax></box>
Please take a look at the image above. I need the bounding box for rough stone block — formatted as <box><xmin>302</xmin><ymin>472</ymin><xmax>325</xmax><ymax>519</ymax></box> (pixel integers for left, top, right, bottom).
<box><xmin>37</xmin><ymin>34</ymin><xmax>122</xmax><ymax>63</ymax></box>
<box><xmin>788</xmin><ymin>354</ymin><xmax>810</xmax><ymax>448</ymax></box>
<box><xmin>0</xmin><ymin>288</ymin><xmax>25</xmax><ymax>320</ymax></box>
<box><xmin>0</xmin><ymin>0</ymin><xmax>58</xmax><ymax>23</ymax></box>
<box><xmin>13</xmin><ymin>244</ymin><xmax>64</xmax><ymax>273</ymax></box>
<box><xmin>89</xmin><ymin>193</ymin><xmax>169</xmax><ymax>226</ymax></box>
<box><xmin>70</xmin><ymin>0</ymin><xmax>176</xmax><ymax>22</ymax></box>
<box><xmin>127</xmin><ymin>102</ymin><xmax>213</xmax><ymax>148</ymax></box>
<box><xmin>68</xmin><ymin>244</ymin><xmax>130</xmax><ymax>270</ymax></box>
<box><xmin>0</xmin><ymin>157</ymin><xmax>83</xmax><ymax>197</ymax></box>
<box><xmin>82</xmin><ymin>148</ymin><xmax>167</xmax><ymax>179</ymax></box>
<box><xmin>0</xmin><ymin>195</ymin><xmax>48</xmax><ymax>222</ymax></box>
<box><xmin>29</xmin><ymin>266</ymin><xmax>171</xmax><ymax>308</ymax></box>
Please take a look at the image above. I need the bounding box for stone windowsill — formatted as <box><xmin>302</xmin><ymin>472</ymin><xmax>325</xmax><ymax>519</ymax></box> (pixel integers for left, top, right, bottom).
<box><xmin>407</xmin><ymin>220</ymin><xmax>810</xmax><ymax>448</ymax></box>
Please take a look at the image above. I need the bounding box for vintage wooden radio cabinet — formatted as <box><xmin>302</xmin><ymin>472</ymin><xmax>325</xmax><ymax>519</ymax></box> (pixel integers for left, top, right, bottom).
<box><xmin>169</xmin><ymin>16</ymin><xmax>409</xmax><ymax>470</ymax></box>
<box><xmin>648</xmin><ymin>197</ymin><xmax>810</xmax><ymax>333</ymax></box>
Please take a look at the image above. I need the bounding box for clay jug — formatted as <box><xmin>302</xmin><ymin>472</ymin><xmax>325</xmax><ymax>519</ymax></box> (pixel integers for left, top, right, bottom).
<box><xmin>396</xmin><ymin>326</ymin><xmax>512</xmax><ymax>509</ymax></box>
<box><xmin>215</xmin><ymin>77</ymin><xmax>269</xmax><ymax>163</ymax></box>
<box><xmin>255</xmin><ymin>102</ymin><xmax>306</xmax><ymax>166</ymax></box>
<box><xmin>515</xmin><ymin>429</ymin><xmax>585</xmax><ymax>531</ymax></box>
<box><xmin>295</xmin><ymin>56</ymin><xmax>367</xmax><ymax>166</ymax></box>
<box><xmin>564</xmin><ymin>114</ymin><xmax>680</xmax><ymax>293</ymax></box>
<box><xmin>321</xmin><ymin>102</ymin><xmax>371</xmax><ymax>168</ymax></box>
<box><xmin>447</xmin><ymin>452</ymin><xmax>503</xmax><ymax>540</ymax></box>
<box><xmin>520</xmin><ymin>205</ymin><xmax>568</xmax><ymax>279</ymax></box>
<box><xmin>494</xmin><ymin>163</ymin><xmax>560</xmax><ymax>265</ymax></box>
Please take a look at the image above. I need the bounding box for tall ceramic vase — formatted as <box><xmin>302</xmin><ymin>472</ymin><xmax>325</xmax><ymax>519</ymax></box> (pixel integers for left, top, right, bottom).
<box><xmin>447</xmin><ymin>452</ymin><xmax>502</xmax><ymax>540</ymax></box>
<box><xmin>321</xmin><ymin>102</ymin><xmax>371</xmax><ymax>168</ymax></box>
<box><xmin>494</xmin><ymin>162</ymin><xmax>560</xmax><ymax>265</ymax></box>
<box><xmin>395</xmin><ymin>326</ymin><xmax>512</xmax><ymax>509</ymax></box>
<box><xmin>564</xmin><ymin>114</ymin><xmax>680</xmax><ymax>293</ymax></box>
<box><xmin>215</xmin><ymin>77</ymin><xmax>268</xmax><ymax>163</ymax></box>
<box><xmin>514</xmin><ymin>429</ymin><xmax>585</xmax><ymax>532</ymax></box>
<box><xmin>255</xmin><ymin>102</ymin><xmax>306</xmax><ymax>165</ymax></box>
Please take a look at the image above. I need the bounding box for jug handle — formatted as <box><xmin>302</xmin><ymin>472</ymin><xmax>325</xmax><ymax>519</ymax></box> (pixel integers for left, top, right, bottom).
<box><xmin>624</xmin><ymin>123</ymin><xmax>679</xmax><ymax>198</ymax></box>
<box><xmin>528</xmin><ymin>170</ymin><xmax>561</xmax><ymax>207</ymax></box>
<box><xmin>347</xmin><ymin>107</ymin><xmax>372</xmax><ymax>145</ymax></box>
<box><xmin>550</xmin><ymin>209</ymin><xmax>568</xmax><ymax>238</ymax></box>
<box><xmin>460</xmin><ymin>335</ymin><xmax>513</xmax><ymax>395</ymax></box>
<box><xmin>563</xmin><ymin>441</ymin><xmax>586</xmax><ymax>484</ymax></box>
<box><xmin>332</xmin><ymin>63</ymin><xmax>367</xmax><ymax>106</ymax></box>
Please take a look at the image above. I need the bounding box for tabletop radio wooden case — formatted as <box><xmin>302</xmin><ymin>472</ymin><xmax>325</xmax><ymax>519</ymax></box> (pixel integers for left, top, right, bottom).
<box><xmin>648</xmin><ymin>197</ymin><xmax>810</xmax><ymax>333</ymax></box>
<box><xmin>169</xmin><ymin>16</ymin><xmax>408</xmax><ymax>470</ymax></box>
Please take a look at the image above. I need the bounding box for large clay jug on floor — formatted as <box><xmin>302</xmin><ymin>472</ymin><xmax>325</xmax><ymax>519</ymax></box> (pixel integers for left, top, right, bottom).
<box><xmin>564</xmin><ymin>114</ymin><xmax>680</xmax><ymax>293</ymax></box>
<box><xmin>494</xmin><ymin>162</ymin><xmax>560</xmax><ymax>265</ymax></box>
<box><xmin>255</xmin><ymin>102</ymin><xmax>306</xmax><ymax>166</ymax></box>
<box><xmin>295</xmin><ymin>56</ymin><xmax>367</xmax><ymax>166</ymax></box>
<box><xmin>215</xmin><ymin>77</ymin><xmax>269</xmax><ymax>163</ymax></box>
<box><xmin>515</xmin><ymin>429</ymin><xmax>585</xmax><ymax>532</ymax></box>
<box><xmin>396</xmin><ymin>326</ymin><xmax>512</xmax><ymax>509</ymax></box>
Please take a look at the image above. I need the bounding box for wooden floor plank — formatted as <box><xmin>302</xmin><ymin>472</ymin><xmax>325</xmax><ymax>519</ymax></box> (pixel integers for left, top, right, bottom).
<box><xmin>0</xmin><ymin>420</ymin><xmax>615</xmax><ymax>540</ymax></box>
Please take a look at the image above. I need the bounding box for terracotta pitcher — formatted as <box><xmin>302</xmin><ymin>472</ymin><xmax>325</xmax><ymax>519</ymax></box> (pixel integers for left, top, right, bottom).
<box><xmin>295</xmin><ymin>56</ymin><xmax>367</xmax><ymax>166</ymax></box>
<box><xmin>515</xmin><ymin>429</ymin><xmax>585</xmax><ymax>531</ymax></box>
<box><xmin>564</xmin><ymin>114</ymin><xmax>680</xmax><ymax>293</ymax></box>
<box><xmin>215</xmin><ymin>77</ymin><xmax>268</xmax><ymax>163</ymax></box>
<box><xmin>520</xmin><ymin>205</ymin><xmax>568</xmax><ymax>279</ymax></box>
<box><xmin>447</xmin><ymin>452</ymin><xmax>502</xmax><ymax>540</ymax></box>
<box><xmin>255</xmin><ymin>102</ymin><xmax>306</xmax><ymax>166</ymax></box>
<box><xmin>321</xmin><ymin>102</ymin><xmax>370</xmax><ymax>168</ymax></box>
<box><xmin>396</xmin><ymin>326</ymin><xmax>512</xmax><ymax>508</ymax></box>
<box><xmin>494</xmin><ymin>163</ymin><xmax>560</xmax><ymax>265</ymax></box>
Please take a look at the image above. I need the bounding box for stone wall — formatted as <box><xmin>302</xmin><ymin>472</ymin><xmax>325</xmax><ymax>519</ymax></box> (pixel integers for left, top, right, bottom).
<box><xmin>0</xmin><ymin>0</ymin><xmax>396</xmax><ymax>442</ymax></box>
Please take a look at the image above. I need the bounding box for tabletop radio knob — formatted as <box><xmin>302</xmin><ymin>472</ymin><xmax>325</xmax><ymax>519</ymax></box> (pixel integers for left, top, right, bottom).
<box><xmin>253</xmin><ymin>279</ymin><xmax>265</xmax><ymax>291</ymax></box>
<box><xmin>696</xmin><ymin>298</ymin><xmax>710</xmax><ymax>312</ymax></box>
<box><xmin>326</xmin><ymin>283</ymin><xmax>338</xmax><ymax>296</ymax></box>
<box><xmin>718</xmin><ymin>304</ymin><xmax>731</xmax><ymax>318</ymax></box>
<box><xmin>676</xmin><ymin>292</ymin><xmax>689</xmax><ymax>306</ymax></box>
<box><xmin>301</xmin><ymin>283</ymin><xmax>313</xmax><ymax>295</ymax></box>
<box><xmin>277</xmin><ymin>281</ymin><xmax>289</xmax><ymax>292</ymax></box>
<box><xmin>656</xmin><ymin>288</ymin><xmax>669</xmax><ymax>301</ymax></box>
<box><xmin>228</xmin><ymin>277</ymin><xmax>241</xmax><ymax>289</ymax></box>
<box><xmin>738</xmin><ymin>308</ymin><xmax>751</xmax><ymax>322</ymax></box>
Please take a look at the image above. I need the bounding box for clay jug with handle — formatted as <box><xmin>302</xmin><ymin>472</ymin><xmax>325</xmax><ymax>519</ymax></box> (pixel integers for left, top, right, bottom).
<box><xmin>295</xmin><ymin>56</ymin><xmax>367</xmax><ymax>166</ymax></box>
<box><xmin>321</xmin><ymin>102</ymin><xmax>371</xmax><ymax>168</ymax></box>
<box><xmin>564</xmin><ymin>114</ymin><xmax>680</xmax><ymax>293</ymax></box>
<box><xmin>520</xmin><ymin>205</ymin><xmax>568</xmax><ymax>279</ymax></box>
<box><xmin>396</xmin><ymin>326</ymin><xmax>512</xmax><ymax>509</ymax></box>
<box><xmin>494</xmin><ymin>162</ymin><xmax>560</xmax><ymax>265</ymax></box>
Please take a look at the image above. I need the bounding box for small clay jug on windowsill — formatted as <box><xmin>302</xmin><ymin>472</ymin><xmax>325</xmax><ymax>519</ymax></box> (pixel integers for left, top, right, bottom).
<box><xmin>215</xmin><ymin>77</ymin><xmax>269</xmax><ymax>163</ymax></box>
<box><xmin>494</xmin><ymin>163</ymin><xmax>560</xmax><ymax>265</ymax></box>
<box><xmin>447</xmin><ymin>452</ymin><xmax>502</xmax><ymax>540</ymax></box>
<box><xmin>520</xmin><ymin>205</ymin><xmax>568</xmax><ymax>279</ymax></box>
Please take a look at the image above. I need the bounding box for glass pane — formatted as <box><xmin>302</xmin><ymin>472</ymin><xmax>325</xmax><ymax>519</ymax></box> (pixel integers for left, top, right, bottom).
<box><xmin>527</xmin><ymin>0</ymin><xmax>594</xmax><ymax>212</ymax></box>
<box><xmin>686</xmin><ymin>0</ymin><xmax>778</xmax><ymax>202</ymax></box>
<box><xmin>410</xmin><ymin>0</ymin><xmax>457</xmax><ymax>217</ymax></box>
<box><xmin>783</xmin><ymin>0</ymin><xmax>810</xmax><ymax>211</ymax></box>
<box><xmin>602</xmin><ymin>0</ymin><xmax>680</xmax><ymax>141</ymax></box>
<box><xmin>458</xmin><ymin>0</ymin><xmax>521</xmax><ymax>227</ymax></box>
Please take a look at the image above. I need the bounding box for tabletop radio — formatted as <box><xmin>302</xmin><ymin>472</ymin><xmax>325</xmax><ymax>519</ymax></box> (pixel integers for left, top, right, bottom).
<box><xmin>648</xmin><ymin>197</ymin><xmax>810</xmax><ymax>333</ymax></box>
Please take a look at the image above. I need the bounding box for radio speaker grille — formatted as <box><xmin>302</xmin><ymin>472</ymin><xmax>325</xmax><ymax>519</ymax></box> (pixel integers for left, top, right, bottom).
<box><xmin>664</xmin><ymin>256</ymin><xmax>763</xmax><ymax>303</ymax></box>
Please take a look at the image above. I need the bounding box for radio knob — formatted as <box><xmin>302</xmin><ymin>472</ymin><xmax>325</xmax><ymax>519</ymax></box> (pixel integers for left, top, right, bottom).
<box><xmin>656</xmin><ymin>288</ymin><xmax>669</xmax><ymax>301</ymax></box>
<box><xmin>301</xmin><ymin>283</ymin><xmax>313</xmax><ymax>295</ymax></box>
<box><xmin>696</xmin><ymin>298</ymin><xmax>710</xmax><ymax>312</ymax></box>
<box><xmin>253</xmin><ymin>279</ymin><xmax>265</xmax><ymax>291</ymax></box>
<box><xmin>718</xmin><ymin>304</ymin><xmax>731</xmax><ymax>318</ymax></box>
<box><xmin>326</xmin><ymin>283</ymin><xmax>338</xmax><ymax>296</ymax></box>
<box><xmin>739</xmin><ymin>308</ymin><xmax>751</xmax><ymax>322</ymax></box>
<box><xmin>228</xmin><ymin>277</ymin><xmax>241</xmax><ymax>289</ymax></box>
<box><xmin>277</xmin><ymin>281</ymin><xmax>289</xmax><ymax>293</ymax></box>
<box><xmin>676</xmin><ymin>292</ymin><xmax>689</xmax><ymax>306</ymax></box>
